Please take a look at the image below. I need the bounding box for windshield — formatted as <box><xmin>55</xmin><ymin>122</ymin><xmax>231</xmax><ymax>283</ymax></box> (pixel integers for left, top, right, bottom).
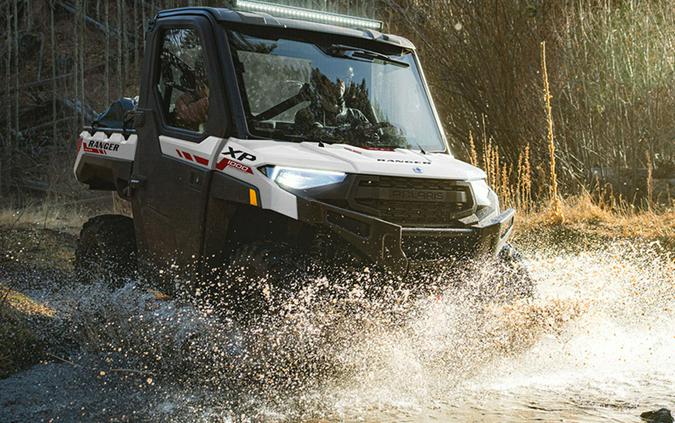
<box><xmin>227</xmin><ymin>29</ymin><xmax>447</xmax><ymax>152</ymax></box>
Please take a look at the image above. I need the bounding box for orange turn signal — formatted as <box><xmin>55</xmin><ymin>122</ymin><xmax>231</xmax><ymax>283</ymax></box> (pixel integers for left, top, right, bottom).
<box><xmin>248</xmin><ymin>189</ymin><xmax>258</xmax><ymax>207</ymax></box>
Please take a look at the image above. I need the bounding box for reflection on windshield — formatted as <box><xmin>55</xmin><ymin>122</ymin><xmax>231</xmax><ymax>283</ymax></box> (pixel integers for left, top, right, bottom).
<box><xmin>228</xmin><ymin>29</ymin><xmax>446</xmax><ymax>152</ymax></box>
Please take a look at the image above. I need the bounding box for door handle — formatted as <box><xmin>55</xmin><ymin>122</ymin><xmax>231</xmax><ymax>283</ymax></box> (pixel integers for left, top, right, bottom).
<box><xmin>189</xmin><ymin>171</ymin><xmax>202</xmax><ymax>187</ymax></box>
<box><xmin>125</xmin><ymin>175</ymin><xmax>146</xmax><ymax>197</ymax></box>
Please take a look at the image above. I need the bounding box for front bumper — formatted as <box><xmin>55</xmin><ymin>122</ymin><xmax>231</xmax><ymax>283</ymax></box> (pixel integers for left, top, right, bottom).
<box><xmin>297</xmin><ymin>197</ymin><xmax>515</xmax><ymax>272</ymax></box>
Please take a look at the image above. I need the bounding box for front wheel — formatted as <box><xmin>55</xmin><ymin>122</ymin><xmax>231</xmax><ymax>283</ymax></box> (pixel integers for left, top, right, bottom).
<box><xmin>493</xmin><ymin>243</ymin><xmax>536</xmax><ymax>301</ymax></box>
<box><xmin>450</xmin><ymin>243</ymin><xmax>536</xmax><ymax>303</ymax></box>
<box><xmin>213</xmin><ymin>242</ymin><xmax>307</xmax><ymax>318</ymax></box>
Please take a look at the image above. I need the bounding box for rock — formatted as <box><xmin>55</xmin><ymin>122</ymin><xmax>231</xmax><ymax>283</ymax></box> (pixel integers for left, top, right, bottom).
<box><xmin>641</xmin><ymin>408</ymin><xmax>673</xmax><ymax>423</ymax></box>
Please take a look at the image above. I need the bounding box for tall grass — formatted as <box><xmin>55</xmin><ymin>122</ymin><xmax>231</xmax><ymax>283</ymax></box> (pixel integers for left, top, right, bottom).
<box><xmin>386</xmin><ymin>0</ymin><xmax>674</xmax><ymax>194</ymax></box>
<box><xmin>555</xmin><ymin>1</ymin><xmax>674</xmax><ymax>174</ymax></box>
<box><xmin>470</xmin><ymin>41</ymin><xmax>669</xmax><ymax>225</ymax></box>
<box><xmin>540</xmin><ymin>41</ymin><xmax>563</xmax><ymax>222</ymax></box>
<box><xmin>645</xmin><ymin>151</ymin><xmax>654</xmax><ymax>210</ymax></box>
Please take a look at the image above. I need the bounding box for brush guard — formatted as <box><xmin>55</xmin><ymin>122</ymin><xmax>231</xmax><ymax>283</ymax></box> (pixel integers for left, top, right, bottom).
<box><xmin>298</xmin><ymin>197</ymin><xmax>515</xmax><ymax>273</ymax></box>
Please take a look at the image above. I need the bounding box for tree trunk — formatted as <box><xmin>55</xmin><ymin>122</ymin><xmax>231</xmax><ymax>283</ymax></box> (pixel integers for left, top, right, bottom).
<box><xmin>14</xmin><ymin>0</ymin><xmax>19</xmax><ymax>132</ymax></box>
<box><xmin>133</xmin><ymin>0</ymin><xmax>138</xmax><ymax>74</ymax></box>
<box><xmin>73</xmin><ymin>0</ymin><xmax>79</xmax><ymax>124</ymax></box>
<box><xmin>142</xmin><ymin>0</ymin><xmax>147</xmax><ymax>48</ymax></box>
<box><xmin>117</xmin><ymin>0</ymin><xmax>122</xmax><ymax>97</ymax></box>
<box><xmin>121</xmin><ymin>0</ymin><xmax>126</xmax><ymax>92</ymax></box>
<box><xmin>6</xmin><ymin>0</ymin><xmax>12</xmax><ymax>139</ymax></box>
<box><xmin>2</xmin><ymin>1</ymin><xmax>11</xmax><ymax>193</ymax></box>
<box><xmin>80</xmin><ymin>0</ymin><xmax>86</xmax><ymax>128</ymax></box>
<box><xmin>105</xmin><ymin>0</ymin><xmax>110</xmax><ymax>105</ymax></box>
<box><xmin>51</xmin><ymin>0</ymin><xmax>57</xmax><ymax>146</ymax></box>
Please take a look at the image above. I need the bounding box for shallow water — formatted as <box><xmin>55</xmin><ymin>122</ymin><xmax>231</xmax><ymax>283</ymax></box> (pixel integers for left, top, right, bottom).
<box><xmin>1</xmin><ymin>239</ymin><xmax>673</xmax><ymax>422</ymax></box>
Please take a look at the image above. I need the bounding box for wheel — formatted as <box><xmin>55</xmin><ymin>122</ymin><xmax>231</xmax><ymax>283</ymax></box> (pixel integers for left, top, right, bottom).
<box><xmin>452</xmin><ymin>243</ymin><xmax>536</xmax><ymax>303</ymax></box>
<box><xmin>219</xmin><ymin>241</ymin><xmax>306</xmax><ymax>317</ymax></box>
<box><xmin>74</xmin><ymin>214</ymin><xmax>137</xmax><ymax>286</ymax></box>
<box><xmin>494</xmin><ymin>243</ymin><xmax>536</xmax><ymax>301</ymax></box>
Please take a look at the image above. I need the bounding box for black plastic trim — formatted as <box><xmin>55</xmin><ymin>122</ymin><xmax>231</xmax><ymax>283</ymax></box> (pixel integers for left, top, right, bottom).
<box><xmin>297</xmin><ymin>196</ymin><xmax>516</xmax><ymax>270</ymax></box>
<box><xmin>211</xmin><ymin>171</ymin><xmax>261</xmax><ymax>207</ymax></box>
<box><xmin>150</xmin><ymin>16</ymin><xmax>231</xmax><ymax>142</ymax></box>
<box><xmin>75</xmin><ymin>155</ymin><xmax>133</xmax><ymax>192</ymax></box>
<box><xmin>297</xmin><ymin>196</ymin><xmax>407</xmax><ymax>272</ymax></box>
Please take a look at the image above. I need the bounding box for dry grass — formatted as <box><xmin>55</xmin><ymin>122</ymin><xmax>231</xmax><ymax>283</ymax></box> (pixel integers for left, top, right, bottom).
<box><xmin>540</xmin><ymin>41</ymin><xmax>564</xmax><ymax>223</ymax></box>
<box><xmin>646</xmin><ymin>150</ymin><xmax>654</xmax><ymax>210</ymax></box>
<box><xmin>467</xmin><ymin>39</ymin><xmax>672</xmax><ymax>244</ymax></box>
<box><xmin>0</xmin><ymin>203</ymin><xmax>92</xmax><ymax>233</ymax></box>
<box><xmin>468</xmin><ymin>130</ymin><xmax>479</xmax><ymax>168</ymax></box>
<box><xmin>518</xmin><ymin>193</ymin><xmax>675</xmax><ymax>247</ymax></box>
<box><xmin>1</xmin><ymin>285</ymin><xmax>55</xmax><ymax>318</ymax></box>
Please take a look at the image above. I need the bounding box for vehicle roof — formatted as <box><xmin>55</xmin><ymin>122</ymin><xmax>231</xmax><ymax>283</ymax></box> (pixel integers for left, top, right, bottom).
<box><xmin>156</xmin><ymin>6</ymin><xmax>416</xmax><ymax>50</ymax></box>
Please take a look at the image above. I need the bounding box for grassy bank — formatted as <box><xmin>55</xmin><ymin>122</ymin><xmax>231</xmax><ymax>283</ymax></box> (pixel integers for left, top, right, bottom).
<box><xmin>514</xmin><ymin>194</ymin><xmax>674</xmax><ymax>251</ymax></box>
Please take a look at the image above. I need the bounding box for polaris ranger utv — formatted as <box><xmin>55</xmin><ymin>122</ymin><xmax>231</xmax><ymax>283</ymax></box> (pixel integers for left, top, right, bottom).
<box><xmin>74</xmin><ymin>1</ymin><xmax>529</xmax><ymax>300</ymax></box>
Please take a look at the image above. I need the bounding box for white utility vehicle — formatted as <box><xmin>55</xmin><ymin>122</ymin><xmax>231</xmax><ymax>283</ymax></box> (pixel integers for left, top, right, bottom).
<box><xmin>74</xmin><ymin>1</ymin><xmax>530</xmax><ymax>302</ymax></box>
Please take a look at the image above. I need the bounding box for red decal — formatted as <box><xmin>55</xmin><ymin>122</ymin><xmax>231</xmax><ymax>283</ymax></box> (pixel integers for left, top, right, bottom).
<box><xmin>177</xmin><ymin>149</ymin><xmax>209</xmax><ymax>166</ymax></box>
<box><xmin>362</xmin><ymin>146</ymin><xmax>395</xmax><ymax>151</ymax></box>
<box><xmin>176</xmin><ymin>149</ymin><xmax>209</xmax><ymax>166</ymax></box>
<box><xmin>216</xmin><ymin>158</ymin><xmax>253</xmax><ymax>174</ymax></box>
<box><xmin>83</xmin><ymin>145</ymin><xmax>107</xmax><ymax>155</ymax></box>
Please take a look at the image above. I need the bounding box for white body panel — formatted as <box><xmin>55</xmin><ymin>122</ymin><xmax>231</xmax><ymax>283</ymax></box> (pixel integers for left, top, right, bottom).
<box><xmin>73</xmin><ymin>130</ymin><xmax>138</xmax><ymax>175</ymax></box>
<box><xmin>75</xmin><ymin>131</ymin><xmax>489</xmax><ymax>222</ymax></box>
<box><xmin>239</xmin><ymin>139</ymin><xmax>486</xmax><ymax>180</ymax></box>
<box><xmin>216</xmin><ymin>139</ymin><xmax>300</xmax><ymax>219</ymax></box>
<box><xmin>210</xmin><ymin>138</ymin><xmax>487</xmax><ymax>220</ymax></box>
<box><xmin>157</xmin><ymin>136</ymin><xmax>301</xmax><ymax>219</ymax></box>
<box><xmin>158</xmin><ymin>135</ymin><xmax>226</xmax><ymax>170</ymax></box>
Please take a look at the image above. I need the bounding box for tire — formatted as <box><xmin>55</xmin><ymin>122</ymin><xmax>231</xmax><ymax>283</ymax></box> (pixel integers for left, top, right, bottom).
<box><xmin>494</xmin><ymin>243</ymin><xmax>536</xmax><ymax>301</ymax></box>
<box><xmin>74</xmin><ymin>214</ymin><xmax>137</xmax><ymax>286</ymax></box>
<box><xmin>219</xmin><ymin>241</ymin><xmax>306</xmax><ymax>317</ymax></box>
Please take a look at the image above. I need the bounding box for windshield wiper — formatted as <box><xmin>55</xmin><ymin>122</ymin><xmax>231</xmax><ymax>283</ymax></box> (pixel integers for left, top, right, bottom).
<box><xmin>327</xmin><ymin>44</ymin><xmax>409</xmax><ymax>68</ymax></box>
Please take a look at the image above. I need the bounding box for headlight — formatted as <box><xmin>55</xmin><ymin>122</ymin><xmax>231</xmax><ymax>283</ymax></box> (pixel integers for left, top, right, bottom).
<box><xmin>469</xmin><ymin>179</ymin><xmax>500</xmax><ymax>211</ymax></box>
<box><xmin>264</xmin><ymin>166</ymin><xmax>347</xmax><ymax>190</ymax></box>
<box><xmin>470</xmin><ymin>179</ymin><xmax>490</xmax><ymax>204</ymax></box>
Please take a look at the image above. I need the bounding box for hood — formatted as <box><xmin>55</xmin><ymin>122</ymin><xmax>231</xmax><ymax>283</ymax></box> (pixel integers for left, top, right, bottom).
<box><xmin>226</xmin><ymin>138</ymin><xmax>486</xmax><ymax>181</ymax></box>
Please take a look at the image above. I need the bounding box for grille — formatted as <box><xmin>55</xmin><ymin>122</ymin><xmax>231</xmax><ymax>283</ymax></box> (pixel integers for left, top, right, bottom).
<box><xmin>350</xmin><ymin>176</ymin><xmax>475</xmax><ymax>227</ymax></box>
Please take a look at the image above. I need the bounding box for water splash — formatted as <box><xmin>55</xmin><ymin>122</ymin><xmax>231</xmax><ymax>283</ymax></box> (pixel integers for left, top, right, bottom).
<box><xmin>1</xmin><ymin>239</ymin><xmax>672</xmax><ymax>422</ymax></box>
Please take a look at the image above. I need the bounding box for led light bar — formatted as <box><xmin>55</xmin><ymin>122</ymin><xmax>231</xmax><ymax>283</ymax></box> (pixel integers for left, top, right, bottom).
<box><xmin>234</xmin><ymin>0</ymin><xmax>383</xmax><ymax>31</ymax></box>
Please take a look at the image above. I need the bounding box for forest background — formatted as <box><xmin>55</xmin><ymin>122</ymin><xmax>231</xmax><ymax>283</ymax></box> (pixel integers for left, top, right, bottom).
<box><xmin>0</xmin><ymin>0</ymin><xmax>672</xmax><ymax>211</ymax></box>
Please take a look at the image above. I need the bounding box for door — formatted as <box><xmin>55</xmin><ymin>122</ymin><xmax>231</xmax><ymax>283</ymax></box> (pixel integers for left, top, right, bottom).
<box><xmin>131</xmin><ymin>17</ymin><xmax>229</xmax><ymax>273</ymax></box>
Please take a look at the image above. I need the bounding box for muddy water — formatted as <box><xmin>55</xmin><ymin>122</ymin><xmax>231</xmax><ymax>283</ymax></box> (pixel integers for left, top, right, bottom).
<box><xmin>1</xmin><ymin>239</ymin><xmax>673</xmax><ymax>422</ymax></box>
